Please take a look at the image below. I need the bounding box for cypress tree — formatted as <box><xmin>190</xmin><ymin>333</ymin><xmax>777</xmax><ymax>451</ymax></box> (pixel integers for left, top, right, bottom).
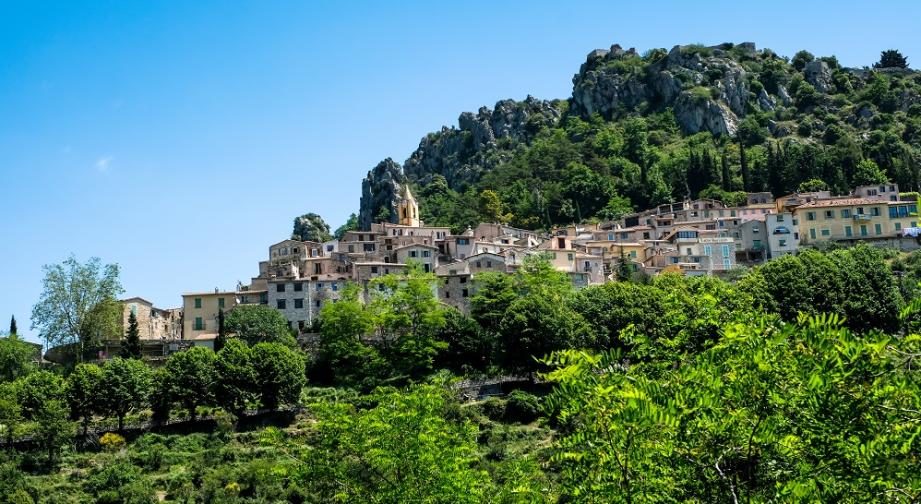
<box><xmin>740</xmin><ymin>140</ymin><xmax>750</xmax><ymax>191</ymax></box>
<box><xmin>121</xmin><ymin>311</ymin><xmax>142</xmax><ymax>359</ymax></box>
<box><xmin>721</xmin><ymin>152</ymin><xmax>732</xmax><ymax>192</ymax></box>
<box><xmin>9</xmin><ymin>315</ymin><xmax>16</xmax><ymax>335</ymax></box>
<box><xmin>214</xmin><ymin>308</ymin><xmax>226</xmax><ymax>353</ymax></box>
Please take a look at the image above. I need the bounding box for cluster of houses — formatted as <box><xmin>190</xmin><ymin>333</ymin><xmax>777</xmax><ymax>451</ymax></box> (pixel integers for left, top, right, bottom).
<box><xmin>118</xmin><ymin>182</ymin><xmax>920</xmax><ymax>353</ymax></box>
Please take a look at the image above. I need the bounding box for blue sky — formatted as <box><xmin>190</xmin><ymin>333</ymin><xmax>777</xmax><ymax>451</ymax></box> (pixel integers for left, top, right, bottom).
<box><xmin>2</xmin><ymin>0</ymin><xmax>919</xmax><ymax>343</ymax></box>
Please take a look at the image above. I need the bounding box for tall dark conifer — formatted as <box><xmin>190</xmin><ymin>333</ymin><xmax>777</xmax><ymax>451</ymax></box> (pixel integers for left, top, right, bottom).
<box><xmin>9</xmin><ymin>315</ymin><xmax>16</xmax><ymax>335</ymax></box>
<box><xmin>214</xmin><ymin>308</ymin><xmax>226</xmax><ymax>353</ymax></box>
<box><xmin>121</xmin><ymin>311</ymin><xmax>142</xmax><ymax>359</ymax></box>
<box><xmin>739</xmin><ymin>140</ymin><xmax>750</xmax><ymax>191</ymax></box>
<box><xmin>721</xmin><ymin>152</ymin><xmax>732</xmax><ymax>191</ymax></box>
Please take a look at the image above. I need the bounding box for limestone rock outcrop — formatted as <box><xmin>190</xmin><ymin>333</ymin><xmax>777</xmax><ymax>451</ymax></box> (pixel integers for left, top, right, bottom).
<box><xmin>358</xmin><ymin>158</ymin><xmax>409</xmax><ymax>230</ymax></box>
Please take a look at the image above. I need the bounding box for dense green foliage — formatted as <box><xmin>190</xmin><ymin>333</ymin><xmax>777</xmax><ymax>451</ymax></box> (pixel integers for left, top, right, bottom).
<box><xmin>5</xmin><ymin>248</ymin><xmax>921</xmax><ymax>501</ymax></box>
<box><xmin>291</xmin><ymin>212</ymin><xmax>332</xmax><ymax>242</ymax></box>
<box><xmin>223</xmin><ymin>304</ymin><xmax>296</xmax><ymax>347</ymax></box>
<box><xmin>410</xmin><ymin>46</ymin><xmax>921</xmax><ymax>232</ymax></box>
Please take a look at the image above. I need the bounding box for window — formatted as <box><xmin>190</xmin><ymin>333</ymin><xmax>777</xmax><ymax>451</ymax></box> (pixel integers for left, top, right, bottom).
<box><xmin>845</xmin><ymin>226</ymin><xmax>852</xmax><ymax>237</ymax></box>
<box><xmin>686</xmin><ymin>248</ymin><xmax>693</xmax><ymax>255</ymax></box>
<box><xmin>841</xmin><ymin>209</ymin><xmax>852</xmax><ymax>218</ymax></box>
<box><xmin>422</xmin><ymin>250</ymin><xmax>431</xmax><ymax>257</ymax></box>
<box><xmin>424</xmin><ymin>263</ymin><xmax>431</xmax><ymax>273</ymax></box>
<box><xmin>315</xmin><ymin>300</ymin><xmax>321</xmax><ymax>307</ymax></box>
<box><xmin>895</xmin><ymin>222</ymin><xmax>902</xmax><ymax>231</ymax></box>
<box><xmin>348</xmin><ymin>245</ymin><xmax>354</xmax><ymax>253</ymax></box>
<box><xmin>875</xmin><ymin>223</ymin><xmax>882</xmax><ymax>235</ymax></box>
<box><xmin>807</xmin><ymin>212</ymin><xmax>816</xmax><ymax>221</ymax></box>
<box><xmin>294</xmin><ymin>298</ymin><xmax>303</xmax><ymax>309</ymax></box>
<box><xmin>276</xmin><ymin>284</ymin><xmax>285</xmax><ymax>293</ymax></box>
<box><xmin>704</xmin><ymin>244</ymin><xmax>712</xmax><ymax>256</ymax></box>
<box><xmin>776</xmin><ymin>214</ymin><xmax>784</xmax><ymax>222</ymax></box>
<box><xmin>332</xmin><ymin>282</ymin><xmax>338</xmax><ymax>292</ymax></box>
<box><xmin>462</xmin><ymin>289</ymin><xmax>469</xmax><ymax>297</ymax></box>
<box><xmin>194</xmin><ymin>317</ymin><xmax>203</xmax><ymax>331</ymax></box>
<box><xmin>371</xmin><ymin>266</ymin><xmax>378</xmax><ymax>274</ymax></box>
<box><xmin>825</xmin><ymin>210</ymin><xmax>834</xmax><ymax>219</ymax></box>
<box><xmin>607</xmin><ymin>233</ymin><xmax>615</xmax><ymax>240</ymax></box>
<box><xmin>820</xmin><ymin>229</ymin><xmax>830</xmax><ymax>237</ymax></box>
<box><xmin>218</xmin><ymin>297</ymin><xmax>225</xmax><ymax>308</ymax></box>
<box><xmin>277</xmin><ymin>299</ymin><xmax>286</xmax><ymax>309</ymax></box>
<box><xmin>130</xmin><ymin>304</ymin><xmax>137</xmax><ymax>316</ymax></box>
<box><xmin>567</xmin><ymin>253</ymin><xmax>574</xmax><ymax>261</ymax></box>
<box><xmin>298</xmin><ymin>320</ymin><xmax>305</xmax><ymax>331</ymax></box>
<box><xmin>486</xmin><ymin>260</ymin><xmax>492</xmax><ymax>267</ymax></box>
<box><xmin>752</xmin><ymin>225</ymin><xmax>760</xmax><ymax>234</ymax></box>
<box><xmin>457</xmin><ymin>238</ymin><xmax>469</xmax><ymax>245</ymax></box>
<box><xmin>460</xmin><ymin>277</ymin><xmax>467</xmax><ymax>284</ymax></box>
<box><xmin>779</xmin><ymin>239</ymin><xmax>787</xmax><ymax>247</ymax></box>
<box><xmin>294</xmin><ymin>282</ymin><xmax>303</xmax><ymax>292</ymax></box>
<box><xmin>721</xmin><ymin>244</ymin><xmax>730</xmax><ymax>256</ymax></box>
<box><xmin>723</xmin><ymin>258</ymin><xmax>731</xmax><ymax>269</ymax></box>
<box><xmin>871</xmin><ymin>207</ymin><xmax>881</xmax><ymax>217</ymax></box>
<box><xmin>194</xmin><ymin>297</ymin><xmax>202</xmax><ymax>309</ymax></box>
<box><xmin>410</xmin><ymin>250</ymin><xmax>418</xmax><ymax>258</ymax></box>
<box><xmin>890</xmin><ymin>207</ymin><xmax>899</xmax><ymax>218</ymax></box>
<box><xmin>316</xmin><ymin>282</ymin><xmax>323</xmax><ymax>291</ymax></box>
<box><xmin>810</xmin><ymin>228</ymin><xmax>816</xmax><ymax>239</ymax></box>
<box><xmin>860</xmin><ymin>225</ymin><xmax>868</xmax><ymax>236</ymax></box>
<box><xmin>753</xmin><ymin>239</ymin><xmax>762</xmax><ymax>249</ymax></box>
<box><xmin>445</xmin><ymin>291</ymin><xmax>450</xmax><ymax>298</ymax></box>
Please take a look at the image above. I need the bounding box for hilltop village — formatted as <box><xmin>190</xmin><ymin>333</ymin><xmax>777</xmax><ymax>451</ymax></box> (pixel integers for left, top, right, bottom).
<box><xmin>99</xmin><ymin>180</ymin><xmax>919</xmax><ymax>357</ymax></box>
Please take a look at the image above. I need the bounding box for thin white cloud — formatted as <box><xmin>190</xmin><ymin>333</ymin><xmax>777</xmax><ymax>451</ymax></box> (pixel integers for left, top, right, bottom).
<box><xmin>96</xmin><ymin>156</ymin><xmax>114</xmax><ymax>173</ymax></box>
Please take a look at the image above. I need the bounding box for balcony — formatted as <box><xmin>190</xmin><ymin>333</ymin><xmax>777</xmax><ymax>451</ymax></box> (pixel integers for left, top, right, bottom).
<box><xmin>853</xmin><ymin>214</ymin><xmax>872</xmax><ymax>221</ymax></box>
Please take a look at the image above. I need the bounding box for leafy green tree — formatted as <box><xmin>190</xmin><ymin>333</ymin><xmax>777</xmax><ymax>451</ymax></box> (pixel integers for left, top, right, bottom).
<box><xmin>0</xmin><ymin>383</ymin><xmax>21</xmax><ymax>448</ymax></box>
<box><xmin>149</xmin><ymin>367</ymin><xmax>172</xmax><ymax>426</ymax></box>
<box><xmin>477</xmin><ymin>189</ymin><xmax>511</xmax><ymax>223</ymax></box>
<box><xmin>291</xmin><ymin>212</ymin><xmax>332</xmax><ymax>242</ymax></box>
<box><xmin>163</xmin><ymin>347</ymin><xmax>215</xmax><ymax>421</ymax></box>
<box><xmin>370</xmin><ymin>261</ymin><xmax>447</xmax><ymax>379</ymax></box>
<box><xmin>792</xmin><ymin>49</ymin><xmax>815</xmax><ymax>70</ymax></box>
<box><xmin>99</xmin><ymin>358</ymin><xmax>152</xmax><ymax>431</ymax></box>
<box><xmin>852</xmin><ymin>158</ymin><xmax>888</xmax><ymax>186</ymax></box>
<box><xmin>315</xmin><ymin>283</ymin><xmax>383</xmax><ymax>387</ymax></box>
<box><xmin>470</xmin><ymin>272</ymin><xmax>517</xmax><ymax>335</ymax></box>
<box><xmin>434</xmin><ymin>309</ymin><xmax>493</xmax><ymax>373</ymax></box>
<box><xmin>828</xmin><ymin>244</ymin><xmax>901</xmax><ymax>333</ymax></box>
<box><xmin>34</xmin><ymin>398</ymin><xmax>71</xmax><ymax>466</ymax></box>
<box><xmin>214</xmin><ymin>339</ymin><xmax>256</xmax><ymax>419</ymax></box>
<box><xmin>0</xmin><ymin>335</ymin><xmax>35</xmax><ymax>383</ymax></box>
<box><xmin>299</xmin><ymin>384</ymin><xmax>489</xmax><ymax>502</ymax></box>
<box><xmin>31</xmin><ymin>256</ymin><xmax>123</xmax><ymax>359</ymax></box>
<box><xmin>875</xmin><ymin>49</ymin><xmax>908</xmax><ymax>69</ymax></box>
<box><xmin>224</xmin><ymin>304</ymin><xmax>295</xmax><ymax>347</ymax></box>
<box><xmin>333</xmin><ymin>213</ymin><xmax>359</xmax><ymax>240</ymax></box>
<box><xmin>120</xmin><ymin>311</ymin><xmax>142</xmax><ymax>359</ymax></box>
<box><xmin>498</xmin><ymin>293</ymin><xmax>591</xmax><ymax>373</ymax></box>
<box><xmin>251</xmin><ymin>342</ymin><xmax>306</xmax><ymax>409</ymax></box>
<box><xmin>66</xmin><ymin>363</ymin><xmax>102</xmax><ymax>436</ymax></box>
<box><xmin>596</xmin><ymin>194</ymin><xmax>634</xmax><ymax>221</ymax></box>
<box><xmin>80</xmin><ymin>296</ymin><xmax>123</xmax><ymax>359</ymax></box>
<box><xmin>16</xmin><ymin>370</ymin><xmax>65</xmax><ymax>420</ymax></box>
<box><xmin>797</xmin><ymin>177</ymin><xmax>829</xmax><ymax>192</ymax></box>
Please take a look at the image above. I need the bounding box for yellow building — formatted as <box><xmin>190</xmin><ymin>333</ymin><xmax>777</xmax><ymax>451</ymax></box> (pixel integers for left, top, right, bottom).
<box><xmin>793</xmin><ymin>198</ymin><xmax>918</xmax><ymax>245</ymax></box>
<box><xmin>396</xmin><ymin>185</ymin><xmax>420</xmax><ymax>227</ymax></box>
<box><xmin>181</xmin><ymin>291</ymin><xmax>239</xmax><ymax>346</ymax></box>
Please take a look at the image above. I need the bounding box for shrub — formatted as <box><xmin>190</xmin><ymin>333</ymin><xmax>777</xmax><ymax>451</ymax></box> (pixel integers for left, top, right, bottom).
<box><xmin>100</xmin><ymin>432</ymin><xmax>126</xmax><ymax>452</ymax></box>
<box><xmin>480</xmin><ymin>397</ymin><xmax>507</xmax><ymax>422</ymax></box>
<box><xmin>504</xmin><ymin>391</ymin><xmax>542</xmax><ymax>424</ymax></box>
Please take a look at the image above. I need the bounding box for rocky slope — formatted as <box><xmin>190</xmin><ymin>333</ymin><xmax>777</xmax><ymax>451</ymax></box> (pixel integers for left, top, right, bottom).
<box><xmin>356</xmin><ymin>42</ymin><xmax>921</xmax><ymax>231</ymax></box>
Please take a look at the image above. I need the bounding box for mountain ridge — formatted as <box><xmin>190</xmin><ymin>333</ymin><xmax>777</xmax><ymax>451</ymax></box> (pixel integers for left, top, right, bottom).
<box><xmin>355</xmin><ymin>42</ymin><xmax>920</xmax><ymax>232</ymax></box>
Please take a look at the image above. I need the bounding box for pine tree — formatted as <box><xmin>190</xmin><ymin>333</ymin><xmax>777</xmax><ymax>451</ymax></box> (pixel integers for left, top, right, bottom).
<box><xmin>9</xmin><ymin>315</ymin><xmax>16</xmax><ymax>335</ymax></box>
<box><xmin>121</xmin><ymin>311</ymin><xmax>142</xmax><ymax>359</ymax></box>
<box><xmin>721</xmin><ymin>152</ymin><xmax>732</xmax><ymax>192</ymax></box>
<box><xmin>214</xmin><ymin>308</ymin><xmax>226</xmax><ymax>353</ymax></box>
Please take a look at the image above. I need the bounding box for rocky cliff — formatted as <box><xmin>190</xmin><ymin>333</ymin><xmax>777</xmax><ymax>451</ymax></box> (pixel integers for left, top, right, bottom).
<box><xmin>356</xmin><ymin>42</ymin><xmax>921</xmax><ymax>231</ymax></box>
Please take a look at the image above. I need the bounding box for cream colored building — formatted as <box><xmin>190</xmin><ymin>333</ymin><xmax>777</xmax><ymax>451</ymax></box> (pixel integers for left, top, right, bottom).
<box><xmin>181</xmin><ymin>290</ymin><xmax>238</xmax><ymax>347</ymax></box>
<box><xmin>121</xmin><ymin>297</ymin><xmax>182</xmax><ymax>341</ymax></box>
<box><xmin>793</xmin><ymin>198</ymin><xmax>918</xmax><ymax>245</ymax></box>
